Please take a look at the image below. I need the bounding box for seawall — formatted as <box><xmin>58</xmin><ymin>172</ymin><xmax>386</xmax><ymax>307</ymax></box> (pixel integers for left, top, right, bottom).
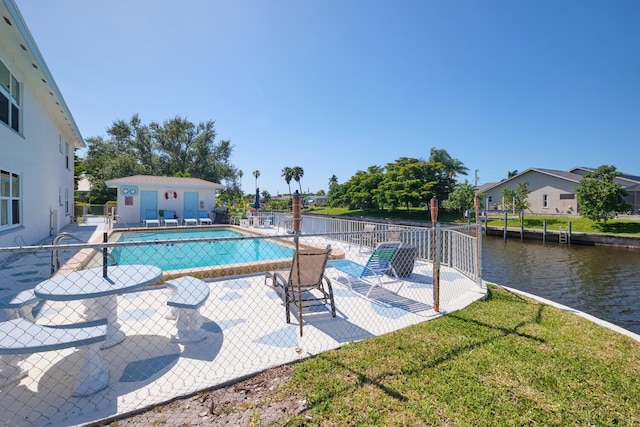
<box><xmin>485</xmin><ymin>226</ymin><xmax>640</xmax><ymax>249</ymax></box>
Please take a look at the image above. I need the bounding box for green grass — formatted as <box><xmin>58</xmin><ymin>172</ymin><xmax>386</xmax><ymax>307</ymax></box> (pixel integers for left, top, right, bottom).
<box><xmin>273</xmin><ymin>285</ymin><xmax>640</xmax><ymax>426</ymax></box>
<box><xmin>484</xmin><ymin>215</ymin><xmax>640</xmax><ymax>236</ymax></box>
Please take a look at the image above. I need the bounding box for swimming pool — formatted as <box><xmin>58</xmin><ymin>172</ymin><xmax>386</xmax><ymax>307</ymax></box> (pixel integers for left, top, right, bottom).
<box><xmin>110</xmin><ymin>228</ymin><xmax>295</xmax><ymax>273</ymax></box>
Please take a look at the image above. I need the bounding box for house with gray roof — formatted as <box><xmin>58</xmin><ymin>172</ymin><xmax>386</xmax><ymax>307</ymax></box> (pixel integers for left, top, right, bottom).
<box><xmin>477</xmin><ymin>167</ymin><xmax>640</xmax><ymax>215</ymax></box>
<box><xmin>105</xmin><ymin>175</ymin><xmax>225</xmax><ymax>225</ymax></box>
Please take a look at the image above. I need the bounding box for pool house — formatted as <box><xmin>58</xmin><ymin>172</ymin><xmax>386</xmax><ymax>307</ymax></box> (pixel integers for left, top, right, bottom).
<box><xmin>105</xmin><ymin>175</ymin><xmax>225</xmax><ymax>226</ymax></box>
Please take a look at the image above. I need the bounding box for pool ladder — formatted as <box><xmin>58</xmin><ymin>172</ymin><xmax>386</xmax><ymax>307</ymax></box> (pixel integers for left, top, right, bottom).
<box><xmin>51</xmin><ymin>232</ymin><xmax>117</xmax><ymax>274</ymax></box>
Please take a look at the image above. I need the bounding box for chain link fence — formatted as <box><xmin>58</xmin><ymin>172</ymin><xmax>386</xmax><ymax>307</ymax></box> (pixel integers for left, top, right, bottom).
<box><xmin>0</xmin><ymin>219</ymin><xmax>483</xmax><ymax>426</ymax></box>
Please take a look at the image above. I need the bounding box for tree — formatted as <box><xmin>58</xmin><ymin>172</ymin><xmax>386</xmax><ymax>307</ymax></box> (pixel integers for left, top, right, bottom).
<box><xmin>507</xmin><ymin>170</ymin><xmax>519</xmax><ymax>178</ymax></box>
<box><xmin>83</xmin><ymin>114</ymin><xmax>240</xmax><ymax>203</ymax></box>
<box><xmin>292</xmin><ymin>166</ymin><xmax>304</xmax><ymax>195</ymax></box>
<box><xmin>443</xmin><ymin>181</ymin><xmax>476</xmax><ymax>213</ymax></box>
<box><xmin>260</xmin><ymin>189</ymin><xmax>271</xmax><ymax>204</ymax></box>
<box><xmin>575</xmin><ymin>165</ymin><xmax>631</xmax><ymax>225</ymax></box>
<box><xmin>328</xmin><ymin>174</ymin><xmax>338</xmax><ymax>190</ymax></box>
<box><xmin>377</xmin><ymin>157</ymin><xmax>441</xmax><ymax>210</ymax></box>
<box><xmin>281</xmin><ymin>167</ymin><xmax>293</xmax><ymax>197</ymax></box>
<box><xmin>252</xmin><ymin>170</ymin><xmax>260</xmax><ymax>190</ymax></box>
<box><xmin>501</xmin><ymin>182</ymin><xmax>531</xmax><ymax>212</ymax></box>
<box><xmin>429</xmin><ymin>147</ymin><xmax>469</xmax><ymax>178</ymax></box>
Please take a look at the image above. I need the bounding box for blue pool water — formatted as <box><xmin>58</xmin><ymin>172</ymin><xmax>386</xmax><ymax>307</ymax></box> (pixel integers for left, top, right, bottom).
<box><xmin>111</xmin><ymin>228</ymin><xmax>294</xmax><ymax>270</ymax></box>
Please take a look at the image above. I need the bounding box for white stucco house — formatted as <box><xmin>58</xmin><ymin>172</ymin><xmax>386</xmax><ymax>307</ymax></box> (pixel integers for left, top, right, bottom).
<box><xmin>104</xmin><ymin>175</ymin><xmax>225</xmax><ymax>225</ymax></box>
<box><xmin>478</xmin><ymin>167</ymin><xmax>640</xmax><ymax>215</ymax></box>
<box><xmin>0</xmin><ymin>0</ymin><xmax>84</xmax><ymax>249</ymax></box>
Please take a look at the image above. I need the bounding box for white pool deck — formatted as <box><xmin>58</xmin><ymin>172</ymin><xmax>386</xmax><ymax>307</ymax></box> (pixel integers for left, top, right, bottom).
<box><xmin>0</xmin><ymin>217</ymin><xmax>489</xmax><ymax>426</ymax></box>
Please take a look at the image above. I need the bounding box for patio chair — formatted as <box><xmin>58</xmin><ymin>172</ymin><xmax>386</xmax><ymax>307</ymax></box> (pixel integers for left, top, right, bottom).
<box><xmin>265</xmin><ymin>245</ymin><xmax>336</xmax><ymax>324</ymax></box>
<box><xmin>163</xmin><ymin>210</ymin><xmax>179</xmax><ymax>227</ymax></box>
<box><xmin>143</xmin><ymin>209</ymin><xmax>160</xmax><ymax>227</ymax></box>
<box><xmin>198</xmin><ymin>210</ymin><xmax>212</xmax><ymax>225</ymax></box>
<box><xmin>350</xmin><ymin>223</ymin><xmax>376</xmax><ymax>252</ymax></box>
<box><xmin>182</xmin><ymin>210</ymin><xmax>198</xmax><ymax>226</ymax></box>
<box><xmin>328</xmin><ymin>241</ymin><xmax>402</xmax><ymax>297</ymax></box>
<box><xmin>385</xmin><ymin>227</ymin><xmax>403</xmax><ymax>243</ymax></box>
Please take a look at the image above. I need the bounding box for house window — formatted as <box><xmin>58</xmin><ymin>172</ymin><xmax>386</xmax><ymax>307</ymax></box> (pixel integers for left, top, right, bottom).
<box><xmin>559</xmin><ymin>193</ymin><xmax>575</xmax><ymax>200</ymax></box>
<box><xmin>0</xmin><ymin>169</ymin><xmax>21</xmax><ymax>227</ymax></box>
<box><xmin>65</xmin><ymin>142</ymin><xmax>70</xmax><ymax>170</ymax></box>
<box><xmin>65</xmin><ymin>188</ymin><xmax>70</xmax><ymax>215</ymax></box>
<box><xmin>543</xmin><ymin>194</ymin><xmax>548</xmax><ymax>208</ymax></box>
<box><xmin>0</xmin><ymin>60</ymin><xmax>21</xmax><ymax>133</ymax></box>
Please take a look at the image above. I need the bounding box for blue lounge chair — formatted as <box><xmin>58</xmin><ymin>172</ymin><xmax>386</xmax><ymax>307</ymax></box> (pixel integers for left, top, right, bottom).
<box><xmin>143</xmin><ymin>209</ymin><xmax>160</xmax><ymax>227</ymax></box>
<box><xmin>163</xmin><ymin>210</ymin><xmax>179</xmax><ymax>226</ymax></box>
<box><xmin>183</xmin><ymin>210</ymin><xmax>198</xmax><ymax>226</ymax></box>
<box><xmin>198</xmin><ymin>210</ymin><xmax>212</xmax><ymax>225</ymax></box>
<box><xmin>328</xmin><ymin>241</ymin><xmax>402</xmax><ymax>297</ymax></box>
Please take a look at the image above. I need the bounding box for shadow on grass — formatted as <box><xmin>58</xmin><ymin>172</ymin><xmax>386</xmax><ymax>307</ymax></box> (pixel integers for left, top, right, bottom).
<box><xmin>301</xmin><ymin>287</ymin><xmax>547</xmax><ymax>411</ymax></box>
<box><xmin>596</xmin><ymin>222</ymin><xmax>640</xmax><ymax>234</ymax></box>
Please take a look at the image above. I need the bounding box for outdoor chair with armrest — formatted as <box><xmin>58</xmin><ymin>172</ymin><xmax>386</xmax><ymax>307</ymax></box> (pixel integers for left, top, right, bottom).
<box><xmin>350</xmin><ymin>223</ymin><xmax>376</xmax><ymax>252</ymax></box>
<box><xmin>265</xmin><ymin>245</ymin><xmax>336</xmax><ymax>324</ymax></box>
<box><xmin>328</xmin><ymin>241</ymin><xmax>402</xmax><ymax>297</ymax></box>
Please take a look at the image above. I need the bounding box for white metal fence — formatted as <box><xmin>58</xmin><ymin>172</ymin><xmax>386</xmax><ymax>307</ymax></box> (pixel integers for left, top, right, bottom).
<box><xmin>0</xmin><ymin>219</ymin><xmax>482</xmax><ymax>426</ymax></box>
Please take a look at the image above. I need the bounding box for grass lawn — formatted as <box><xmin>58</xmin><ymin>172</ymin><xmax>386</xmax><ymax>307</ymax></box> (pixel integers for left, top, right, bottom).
<box><xmin>484</xmin><ymin>215</ymin><xmax>640</xmax><ymax>236</ymax></box>
<box><xmin>273</xmin><ymin>285</ymin><xmax>640</xmax><ymax>426</ymax></box>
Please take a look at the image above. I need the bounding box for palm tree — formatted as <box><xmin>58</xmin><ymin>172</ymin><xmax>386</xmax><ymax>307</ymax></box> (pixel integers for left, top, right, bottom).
<box><xmin>281</xmin><ymin>167</ymin><xmax>293</xmax><ymax>197</ymax></box>
<box><xmin>328</xmin><ymin>174</ymin><xmax>338</xmax><ymax>194</ymax></box>
<box><xmin>252</xmin><ymin>170</ymin><xmax>260</xmax><ymax>190</ymax></box>
<box><xmin>292</xmin><ymin>166</ymin><xmax>304</xmax><ymax>195</ymax></box>
<box><xmin>429</xmin><ymin>147</ymin><xmax>469</xmax><ymax>178</ymax></box>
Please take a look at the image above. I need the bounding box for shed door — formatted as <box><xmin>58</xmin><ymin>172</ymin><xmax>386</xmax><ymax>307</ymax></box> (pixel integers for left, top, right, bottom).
<box><xmin>183</xmin><ymin>192</ymin><xmax>199</xmax><ymax>217</ymax></box>
<box><xmin>140</xmin><ymin>191</ymin><xmax>158</xmax><ymax>223</ymax></box>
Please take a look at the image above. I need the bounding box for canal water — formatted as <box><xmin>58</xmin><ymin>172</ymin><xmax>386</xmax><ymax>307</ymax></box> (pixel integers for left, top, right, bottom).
<box><xmin>482</xmin><ymin>235</ymin><xmax>640</xmax><ymax>335</ymax></box>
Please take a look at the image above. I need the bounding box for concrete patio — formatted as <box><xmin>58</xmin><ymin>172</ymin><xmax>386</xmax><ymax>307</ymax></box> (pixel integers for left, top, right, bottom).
<box><xmin>0</xmin><ymin>217</ymin><xmax>486</xmax><ymax>427</ymax></box>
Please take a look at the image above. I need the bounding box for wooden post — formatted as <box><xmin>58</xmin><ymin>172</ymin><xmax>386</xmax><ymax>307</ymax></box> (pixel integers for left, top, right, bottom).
<box><xmin>292</xmin><ymin>191</ymin><xmax>303</xmax><ymax>336</ymax></box>
<box><xmin>292</xmin><ymin>190</ymin><xmax>301</xmax><ymax>234</ymax></box>
<box><xmin>503</xmin><ymin>211</ymin><xmax>508</xmax><ymax>241</ymax></box>
<box><xmin>430</xmin><ymin>197</ymin><xmax>439</xmax><ymax>312</ymax></box>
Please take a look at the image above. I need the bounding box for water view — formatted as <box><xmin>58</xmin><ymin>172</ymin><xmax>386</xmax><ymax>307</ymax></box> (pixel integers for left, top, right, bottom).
<box><xmin>482</xmin><ymin>235</ymin><xmax>640</xmax><ymax>335</ymax></box>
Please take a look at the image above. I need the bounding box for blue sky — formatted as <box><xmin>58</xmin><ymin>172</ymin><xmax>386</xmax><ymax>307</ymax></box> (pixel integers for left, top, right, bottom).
<box><xmin>15</xmin><ymin>0</ymin><xmax>640</xmax><ymax>196</ymax></box>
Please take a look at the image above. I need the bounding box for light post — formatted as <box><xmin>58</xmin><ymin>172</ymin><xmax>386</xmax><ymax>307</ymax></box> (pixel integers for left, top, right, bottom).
<box><xmin>430</xmin><ymin>197</ymin><xmax>440</xmax><ymax>312</ymax></box>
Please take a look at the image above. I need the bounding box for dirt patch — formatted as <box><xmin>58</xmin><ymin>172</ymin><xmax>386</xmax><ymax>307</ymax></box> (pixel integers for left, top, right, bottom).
<box><xmin>94</xmin><ymin>363</ymin><xmax>306</xmax><ymax>426</ymax></box>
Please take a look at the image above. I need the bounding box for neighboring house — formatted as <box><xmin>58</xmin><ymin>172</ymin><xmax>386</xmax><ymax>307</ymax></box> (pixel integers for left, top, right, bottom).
<box><xmin>304</xmin><ymin>195</ymin><xmax>328</xmax><ymax>205</ymax></box>
<box><xmin>477</xmin><ymin>167</ymin><xmax>640</xmax><ymax>215</ymax></box>
<box><xmin>0</xmin><ymin>0</ymin><xmax>84</xmax><ymax>250</ymax></box>
<box><xmin>104</xmin><ymin>175</ymin><xmax>225</xmax><ymax>225</ymax></box>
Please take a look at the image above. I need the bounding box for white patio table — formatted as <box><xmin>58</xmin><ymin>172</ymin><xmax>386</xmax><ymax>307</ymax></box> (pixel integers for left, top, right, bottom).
<box><xmin>35</xmin><ymin>265</ymin><xmax>162</xmax><ymax>349</ymax></box>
